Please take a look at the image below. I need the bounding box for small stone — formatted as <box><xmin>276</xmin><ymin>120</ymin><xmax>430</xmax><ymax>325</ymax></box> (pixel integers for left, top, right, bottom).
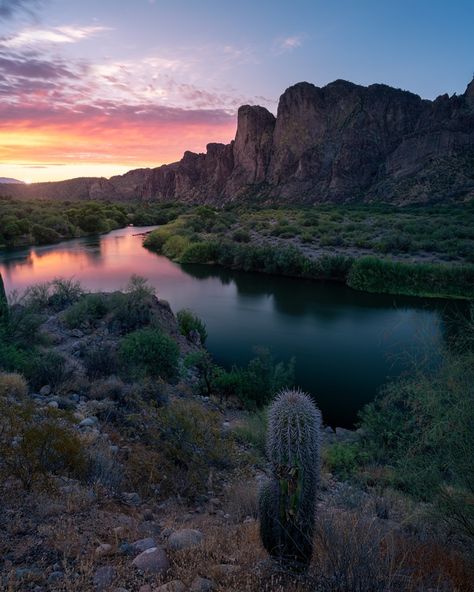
<box><xmin>47</xmin><ymin>571</ymin><xmax>64</xmax><ymax>583</ymax></box>
<box><xmin>93</xmin><ymin>565</ymin><xmax>116</xmax><ymax>591</ymax></box>
<box><xmin>79</xmin><ymin>417</ymin><xmax>97</xmax><ymax>428</ymax></box>
<box><xmin>132</xmin><ymin>546</ymin><xmax>169</xmax><ymax>574</ymax></box>
<box><xmin>40</xmin><ymin>385</ymin><xmax>51</xmax><ymax>396</ymax></box>
<box><xmin>113</xmin><ymin>588</ymin><xmax>130</xmax><ymax>592</ymax></box>
<box><xmin>138</xmin><ymin>586</ymin><xmax>152</xmax><ymax>592</ymax></box>
<box><xmin>70</xmin><ymin>393</ymin><xmax>80</xmax><ymax>403</ymax></box>
<box><xmin>119</xmin><ymin>542</ymin><xmax>134</xmax><ymax>556</ymax></box>
<box><xmin>130</xmin><ymin>537</ymin><xmax>155</xmax><ymax>554</ymax></box>
<box><xmin>95</xmin><ymin>543</ymin><xmax>113</xmax><ymax>557</ymax></box>
<box><xmin>71</xmin><ymin>328</ymin><xmax>84</xmax><ymax>338</ymax></box>
<box><xmin>167</xmin><ymin>528</ymin><xmax>203</xmax><ymax>551</ymax></box>
<box><xmin>47</xmin><ymin>400</ymin><xmax>59</xmax><ymax>409</ymax></box>
<box><xmin>122</xmin><ymin>492</ymin><xmax>141</xmax><ymax>506</ymax></box>
<box><xmin>190</xmin><ymin>577</ymin><xmax>215</xmax><ymax>592</ymax></box>
<box><xmin>243</xmin><ymin>516</ymin><xmax>255</xmax><ymax>524</ymax></box>
<box><xmin>155</xmin><ymin>581</ymin><xmax>186</xmax><ymax>592</ymax></box>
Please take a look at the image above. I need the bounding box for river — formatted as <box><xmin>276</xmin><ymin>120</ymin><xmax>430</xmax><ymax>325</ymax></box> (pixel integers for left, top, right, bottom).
<box><xmin>0</xmin><ymin>225</ymin><xmax>463</xmax><ymax>427</ymax></box>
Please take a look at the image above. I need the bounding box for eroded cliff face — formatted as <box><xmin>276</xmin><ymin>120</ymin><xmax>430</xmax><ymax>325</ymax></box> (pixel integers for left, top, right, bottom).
<box><xmin>3</xmin><ymin>79</ymin><xmax>473</xmax><ymax>204</ymax></box>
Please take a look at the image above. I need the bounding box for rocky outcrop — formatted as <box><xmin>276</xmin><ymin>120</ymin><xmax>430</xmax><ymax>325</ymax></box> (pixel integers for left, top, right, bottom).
<box><xmin>2</xmin><ymin>79</ymin><xmax>473</xmax><ymax>204</ymax></box>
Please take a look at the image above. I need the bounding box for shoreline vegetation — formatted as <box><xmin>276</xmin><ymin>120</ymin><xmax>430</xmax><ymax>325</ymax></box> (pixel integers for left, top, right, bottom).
<box><xmin>142</xmin><ymin>204</ymin><xmax>474</xmax><ymax>300</ymax></box>
<box><xmin>0</xmin><ymin>274</ymin><xmax>472</xmax><ymax>590</ymax></box>
<box><xmin>1</xmin><ymin>196</ymin><xmax>473</xmax><ymax>299</ymax></box>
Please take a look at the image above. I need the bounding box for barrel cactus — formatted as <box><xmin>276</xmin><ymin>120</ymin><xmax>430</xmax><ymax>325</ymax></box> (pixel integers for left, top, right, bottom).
<box><xmin>259</xmin><ymin>388</ymin><xmax>321</xmax><ymax>568</ymax></box>
<box><xmin>0</xmin><ymin>272</ymin><xmax>8</xmax><ymax>327</ymax></box>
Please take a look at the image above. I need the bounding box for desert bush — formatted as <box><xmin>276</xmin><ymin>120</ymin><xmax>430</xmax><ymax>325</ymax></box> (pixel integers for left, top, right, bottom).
<box><xmin>23</xmin><ymin>278</ymin><xmax>84</xmax><ymax>311</ymax></box>
<box><xmin>0</xmin><ymin>401</ymin><xmax>87</xmax><ymax>490</ymax></box>
<box><xmin>28</xmin><ymin>350</ymin><xmax>74</xmax><ymax>390</ymax></box>
<box><xmin>86</xmin><ymin>439</ymin><xmax>123</xmax><ymax>493</ymax></box>
<box><xmin>118</xmin><ymin>327</ymin><xmax>179</xmax><ymax>380</ymax></box>
<box><xmin>358</xmin><ymin>349</ymin><xmax>474</xmax><ymax>543</ymax></box>
<box><xmin>322</xmin><ymin>442</ymin><xmax>360</xmax><ymax>480</ymax></box>
<box><xmin>225</xmin><ymin>479</ymin><xmax>259</xmax><ymax>522</ymax></box>
<box><xmin>89</xmin><ymin>376</ymin><xmax>126</xmax><ymax>400</ymax></box>
<box><xmin>177</xmin><ymin>308</ymin><xmax>207</xmax><ymax>344</ymax></box>
<box><xmin>233</xmin><ymin>409</ymin><xmax>267</xmax><ymax>456</ymax></box>
<box><xmin>314</xmin><ymin>510</ymin><xmax>405</xmax><ymax>592</ymax></box>
<box><xmin>215</xmin><ymin>347</ymin><xmax>295</xmax><ymax>409</ymax></box>
<box><xmin>232</xmin><ymin>229</ymin><xmax>251</xmax><ymax>243</ymax></box>
<box><xmin>108</xmin><ymin>275</ymin><xmax>155</xmax><ymax>333</ymax></box>
<box><xmin>63</xmin><ymin>293</ymin><xmax>109</xmax><ymax>329</ymax></box>
<box><xmin>155</xmin><ymin>399</ymin><xmax>234</xmax><ymax>495</ymax></box>
<box><xmin>81</xmin><ymin>342</ymin><xmax>117</xmax><ymax>379</ymax></box>
<box><xmin>0</xmin><ymin>372</ymin><xmax>28</xmax><ymax>399</ymax></box>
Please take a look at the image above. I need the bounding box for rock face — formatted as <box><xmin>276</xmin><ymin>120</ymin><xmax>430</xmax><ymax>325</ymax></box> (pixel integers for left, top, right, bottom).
<box><xmin>2</xmin><ymin>79</ymin><xmax>473</xmax><ymax>204</ymax></box>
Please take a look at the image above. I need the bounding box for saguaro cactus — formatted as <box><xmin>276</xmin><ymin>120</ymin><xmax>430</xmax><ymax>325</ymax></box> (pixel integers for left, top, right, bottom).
<box><xmin>259</xmin><ymin>388</ymin><xmax>321</xmax><ymax>568</ymax></box>
<box><xmin>0</xmin><ymin>272</ymin><xmax>8</xmax><ymax>327</ymax></box>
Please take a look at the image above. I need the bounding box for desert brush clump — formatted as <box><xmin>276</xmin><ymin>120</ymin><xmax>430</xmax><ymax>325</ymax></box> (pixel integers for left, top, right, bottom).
<box><xmin>259</xmin><ymin>388</ymin><xmax>321</xmax><ymax>569</ymax></box>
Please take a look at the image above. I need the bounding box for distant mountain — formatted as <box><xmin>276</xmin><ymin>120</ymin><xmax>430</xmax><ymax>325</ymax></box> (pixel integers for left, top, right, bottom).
<box><xmin>2</xmin><ymin>78</ymin><xmax>473</xmax><ymax>205</ymax></box>
<box><xmin>0</xmin><ymin>177</ymin><xmax>25</xmax><ymax>184</ymax></box>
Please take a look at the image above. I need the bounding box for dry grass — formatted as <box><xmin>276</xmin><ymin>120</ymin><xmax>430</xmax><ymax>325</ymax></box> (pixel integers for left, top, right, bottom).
<box><xmin>0</xmin><ymin>372</ymin><xmax>28</xmax><ymax>399</ymax></box>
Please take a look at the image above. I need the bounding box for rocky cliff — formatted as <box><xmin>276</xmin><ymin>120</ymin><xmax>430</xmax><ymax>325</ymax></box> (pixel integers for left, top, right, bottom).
<box><xmin>2</xmin><ymin>79</ymin><xmax>474</xmax><ymax>204</ymax></box>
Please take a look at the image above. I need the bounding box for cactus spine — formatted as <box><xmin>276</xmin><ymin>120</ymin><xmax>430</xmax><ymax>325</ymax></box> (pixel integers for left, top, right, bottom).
<box><xmin>259</xmin><ymin>388</ymin><xmax>321</xmax><ymax>568</ymax></box>
<box><xmin>0</xmin><ymin>272</ymin><xmax>8</xmax><ymax>328</ymax></box>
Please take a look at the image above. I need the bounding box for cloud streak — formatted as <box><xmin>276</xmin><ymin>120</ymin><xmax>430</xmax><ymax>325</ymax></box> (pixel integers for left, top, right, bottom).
<box><xmin>0</xmin><ymin>0</ymin><xmax>44</xmax><ymax>21</ymax></box>
<box><xmin>3</xmin><ymin>25</ymin><xmax>111</xmax><ymax>48</ymax></box>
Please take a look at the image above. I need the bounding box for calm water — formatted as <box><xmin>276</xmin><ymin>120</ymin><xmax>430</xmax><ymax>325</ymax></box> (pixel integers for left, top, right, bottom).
<box><xmin>0</xmin><ymin>226</ymin><xmax>462</xmax><ymax>427</ymax></box>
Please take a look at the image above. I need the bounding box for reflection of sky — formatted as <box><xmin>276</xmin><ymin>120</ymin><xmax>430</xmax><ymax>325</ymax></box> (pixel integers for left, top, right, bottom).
<box><xmin>0</xmin><ymin>226</ymin><xmax>449</xmax><ymax>427</ymax></box>
<box><xmin>0</xmin><ymin>0</ymin><xmax>473</xmax><ymax>182</ymax></box>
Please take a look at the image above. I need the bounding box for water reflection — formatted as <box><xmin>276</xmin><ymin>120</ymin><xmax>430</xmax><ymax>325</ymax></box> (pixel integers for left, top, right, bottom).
<box><xmin>0</xmin><ymin>226</ymin><xmax>466</xmax><ymax>427</ymax></box>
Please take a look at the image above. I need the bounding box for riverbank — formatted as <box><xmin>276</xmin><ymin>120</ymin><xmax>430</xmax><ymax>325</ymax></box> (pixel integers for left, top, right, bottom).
<box><xmin>143</xmin><ymin>213</ymin><xmax>474</xmax><ymax>300</ymax></box>
<box><xmin>0</xmin><ymin>197</ymin><xmax>185</xmax><ymax>249</ymax></box>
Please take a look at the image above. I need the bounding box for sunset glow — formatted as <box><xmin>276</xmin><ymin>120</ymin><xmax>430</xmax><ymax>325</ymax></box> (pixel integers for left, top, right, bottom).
<box><xmin>0</xmin><ymin>0</ymin><xmax>472</xmax><ymax>183</ymax></box>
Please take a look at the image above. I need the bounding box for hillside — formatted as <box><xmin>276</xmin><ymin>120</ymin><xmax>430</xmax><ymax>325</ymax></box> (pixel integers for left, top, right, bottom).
<box><xmin>2</xmin><ymin>78</ymin><xmax>473</xmax><ymax>205</ymax></box>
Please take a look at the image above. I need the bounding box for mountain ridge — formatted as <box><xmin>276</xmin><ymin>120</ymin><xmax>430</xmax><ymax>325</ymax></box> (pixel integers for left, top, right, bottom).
<box><xmin>2</xmin><ymin>78</ymin><xmax>474</xmax><ymax>205</ymax></box>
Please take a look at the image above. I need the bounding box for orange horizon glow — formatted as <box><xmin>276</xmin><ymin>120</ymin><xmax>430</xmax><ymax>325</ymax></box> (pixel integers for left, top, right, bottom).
<box><xmin>0</xmin><ymin>118</ymin><xmax>237</xmax><ymax>183</ymax></box>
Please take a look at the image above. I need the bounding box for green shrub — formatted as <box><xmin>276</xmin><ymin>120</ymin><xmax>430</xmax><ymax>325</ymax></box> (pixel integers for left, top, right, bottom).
<box><xmin>162</xmin><ymin>234</ymin><xmax>191</xmax><ymax>259</ymax></box>
<box><xmin>215</xmin><ymin>347</ymin><xmax>295</xmax><ymax>409</ymax></box>
<box><xmin>109</xmin><ymin>275</ymin><xmax>155</xmax><ymax>333</ymax></box>
<box><xmin>81</xmin><ymin>343</ymin><xmax>117</xmax><ymax>379</ymax></box>
<box><xmin>347</xmin><ymin>257</ymin><xmax>474</xmax><ymax>299</ymax></box>
<box><xmin>323</xmin><ymin>442</ymin><xmax>359</xmax><ymax>480</ymax></box>
<box><xmin>28</xmin><ymin>350</ymin><xmax>73</xmax><ymax>389</ymax></box>
<box><xmin>232</xmin><ymin>229</ymin><xmax>251</xmax><ymax>243</ymax></box>
<box><xmin>63</xmin><ymin>293</ymin><xmax>109</xmax><ymax>329</ymax></box>
<box><xmin>180</xmin><ymin>241</ymin><xmax>219</xmax><ymax>263</ymax></box>
<box><xmin>177</xmin><ymin>309</ymin><xmax>207</xmax><ymax>344</ymax></box>
<box><xmin>358</xmin><ymin>350</ymin><xmax>474</xmax><ymax>541</ymax></box>
<box><xmin>119</xmin><ymin>328</ymin><xmax>179</xmax><ymax>380</ymax></box>
<box><xmin>234</xmin><ymin>409</ymin><xmax>267</xmax><ymax>456</ymax></box>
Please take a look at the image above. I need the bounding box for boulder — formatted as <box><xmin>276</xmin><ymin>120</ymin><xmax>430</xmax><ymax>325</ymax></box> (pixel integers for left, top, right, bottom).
<box><xmin>167</xmin><ymin>528</ymin><xmax>203</xmax><ymax>551</ymax></box>
<box><xmin>132</xmin><ymin>546</ymin><xmax>169</xmax><ymax>574</ymax></box>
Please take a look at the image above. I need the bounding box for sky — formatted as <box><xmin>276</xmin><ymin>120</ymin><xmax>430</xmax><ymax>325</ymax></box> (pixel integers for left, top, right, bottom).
<box><xmin>0</xmin><ymin>0</ymin><xmax>473</xmax><ymax>183</ymax></box>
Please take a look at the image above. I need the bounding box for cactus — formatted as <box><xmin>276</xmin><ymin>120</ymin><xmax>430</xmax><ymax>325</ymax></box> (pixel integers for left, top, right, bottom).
<box><xmin>0</xmin><ymin>272</ymin><xmax>8</xmax><ymax>328</ymax></box>
<box><xmin>259</xmin><ymin>388</ymin><xmax>321</xmax><ymax>568</ymax></box>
